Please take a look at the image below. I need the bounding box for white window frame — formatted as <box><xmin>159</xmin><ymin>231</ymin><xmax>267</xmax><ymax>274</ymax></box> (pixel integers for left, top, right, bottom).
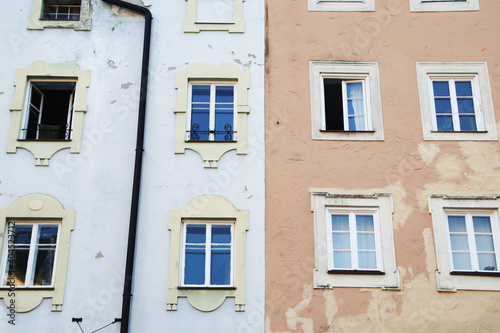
<box><xmin>416</xmin><ymin>62</ymin><xmax>497</xmax><ymax>141</ymax></box>
<box><xmin>309</xmin><ymin>0</ymin><xmax>375</xmax><ymax>12</ymax></box>
<box><xmin>0</xmin><ymin>221</ymin><xmax>61</xmax><ymax>289</ymax></box>
<box><xmin>184</xmin><ymin>0</ymin><xmax>245</xmax><ymax>33</ymax></box>
<box><xmin>310</xmin><ymin>61</ymin><xmax>384</xmax><ymax>140</ymax></box>
<box><xmin>311</xmin><ymin>191</ymin><xmax>400</xmax><ymax>289</ymax></box>
<box><xmin>410</xmin><ymin>0</ymin><xmax>479</xmax><ymax>12</ymax></box>
<box><xmin>326</xmin><ymin>208</ymin><xmax>384</xmax><ymax>272</ymax></box>
<box><xmin>186</xmin><ymin>82</ymin><xmax>238</xmax><ymax>142</ymax></box>
<box><xmin>180</xmin><ymin>221</ymin><xmax>235</xmax><ymax>288</ymax></box>
<box><xmin>429</xmin><ymin>195</ymin><xmax>500</xmax><ymax>291</ymax></box>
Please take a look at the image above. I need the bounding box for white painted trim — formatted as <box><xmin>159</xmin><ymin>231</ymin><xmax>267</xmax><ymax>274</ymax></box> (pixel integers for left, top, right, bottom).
<box><xmin>309</xmin><ymin>0</ymin><xmax>375</xmax><ymax>12</ymax></box>
<box><xmin>410</xmin><ymin>0</ymin><xmax>479</xmax><ymax>12</ymax></box>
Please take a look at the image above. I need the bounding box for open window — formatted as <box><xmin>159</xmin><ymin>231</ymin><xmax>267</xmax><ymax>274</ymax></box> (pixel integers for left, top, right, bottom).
<box><xmin>410</xmin><ymin>0</ymin><xmax>479</xmax><ymax>11</ymax></box>
<box><xmin>7</xmin><ymin>61</ymin><xmax>90</xmax><ymax>166</ymax></box>
<box><xmin>28</xmin><ymin>0</ymin><xmax>91</xmax><ymax>30</ymax></box>
<box><xmin>310</xmin><ymin>61</ymin><xmax>384</xmax><ymax>140</ymax></box>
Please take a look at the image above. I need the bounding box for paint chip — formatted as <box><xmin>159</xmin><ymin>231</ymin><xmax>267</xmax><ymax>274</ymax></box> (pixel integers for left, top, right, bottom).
<box><xmin>121</xmin><ymin>82</ymin><xmax>132</xmax><ymax>89</ymax></box>
<box><xmin>95</xmin><ymin>251</ymin><xmax>104</xmax><ymax>259</ymax></box>
<box><xmin>107</xmin><ymin>60</ymin><xmax>117</xmax><ymax>69</ymax></box>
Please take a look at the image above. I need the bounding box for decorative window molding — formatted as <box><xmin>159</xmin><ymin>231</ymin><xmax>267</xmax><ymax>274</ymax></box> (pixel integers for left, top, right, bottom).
<box><xmin>0</xmin><ymin>194</ymin><xmax>75</xmax><ymax>312</ymax></box>
<box><xmin>410</xmin><ymin>0</ymin><xmax>479</xmax><ymax>12</ymax></box>
<box><xmin>184</xmin><ymin>0</ymin><xmax>244</xmax><ymax>33</ymax></box>
<box><xmin>416</xmin><ymin>62</ymin><xmax>497</xmax><ymax>141</ymax></box>
<box><xmin>167</xmin><ymin>195</ymin><xmax>248</xmax><ymax>312</ymax></box>
<box><xmin>310</xmin><ymin>61</ymin><xmax>384</xmax><ymax>141</ymax></box>
<box><xmin>311</xmin><ymin>191</ymin><xmax>400</xmax><ymax>289</ymax></box>
<box><xmin>7</xmin><ymin>61</ymin><xmax>91</xmax><ymax>166</ymax></box>
<box><xmin>28</xmin><ymin>0</ymin><xmax>91</xmax><ymax>31</ymax></box>
<box><xmin>429</xmin><ymin>195</ymin><xmax>500</xmax><ymax>291</ymax></box>
<box><xmin>174</xmin><ymin>63</ymin><xmax>250</xmax><ymax>168</ymax></box>
<box><xmin>309</xmin><ymin>0</ymin><xmax>375</xmax><ymax>11</ymax></box>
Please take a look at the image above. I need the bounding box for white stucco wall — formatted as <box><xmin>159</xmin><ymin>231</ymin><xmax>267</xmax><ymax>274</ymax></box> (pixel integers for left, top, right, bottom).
<box><xmin>0</xmin><ymin>1</ymin><xmax>264</xmax><ymax>332</ymax></box>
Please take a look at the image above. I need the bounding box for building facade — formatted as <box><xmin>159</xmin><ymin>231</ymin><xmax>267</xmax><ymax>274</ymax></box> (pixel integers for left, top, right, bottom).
<box><xmin>265</xmin><ymin>0</ymin><xmax>500</xmax><ymax>331</ymax></box>
<box><xmin>0</xmin><ymin>0</ymin><xmax>265</xmax><ymax>332</ymax></box>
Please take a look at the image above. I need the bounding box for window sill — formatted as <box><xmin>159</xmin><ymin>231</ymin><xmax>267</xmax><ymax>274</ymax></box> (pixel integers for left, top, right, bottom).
<box><xmin>319</xmin><ymin>130</ymin><xmax>375</xmax><ymax>133</ymax></box>
<box><xmin>0</xmin><ymin>287</ymin><xmax>55</xmax><ymax>290</ymax></box>
<box><xmin>450</xmin><ymin>271</ymin><xmax>500</xmax><ymax>277</ymax></box>
<box><xmin>18</xmin><ymin>139</ymin><xmax>72</xmax><ymax>142</ymax></box>
<box><xmin>40</xmin><ymin>18</ymin><xmax>80</xmax><ymax>21</ymax></box>
<box><xmin>431</xmin><ymin>131</ymin><xmax>487</xmax><ymax>134</ymax></box>
<box><xmin>328</xmin><ymin>269</ymin><xmax>385</xmax><ymax>275</ymax></box>
<box><xmin>177</xmin><ymin>286</ymin><xmax>236</xmax><ymax>290</ymax></box>
<box><xmin>186</xmin><ymin>140</ymin><xmax>237</xmax><ymax>143</ymax></box>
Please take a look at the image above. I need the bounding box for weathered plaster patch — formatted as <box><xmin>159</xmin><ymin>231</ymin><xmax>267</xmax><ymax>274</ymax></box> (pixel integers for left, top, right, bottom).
<box><xmin>107</xmin><ymin>60</ymin><xmax>117</xmax><ymax>68</ymax></box>
<box><xmin>423</xmin><ymin>227</ymin><xmax>436</xmax><ymax>274</ymax></box>
<box><xmin>121</xmin><ymin>82</ymin><xmax>132</xmax><ymax>89</ymax></box>
<box><xmin>418</xmin><ymin>143</ymin><xmax>440</xmax><ymax>164</ymax></box>
<box><xmin>95</xmin><ymin>251</ymin><xmax>104</xmax><ymax>259</ymax></box>
<box><xmin>435</xmin><ymin>154</ymin><xmax>464</xmax><ymax>180</ymax></box>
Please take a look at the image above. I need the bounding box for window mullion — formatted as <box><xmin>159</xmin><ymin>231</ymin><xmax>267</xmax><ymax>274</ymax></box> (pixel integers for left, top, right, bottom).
<box><xmin>209</xmin><ymin>84</ymin><xmax>216</xmax><ymax>141</ymax></box>
<box><xmin>466</xmin><ymin>214</ymin><xmax>479</xmax><ymax>271</ymax></box>
<box><xmin>230</xmin><ymin>223</ymin><xmax>234</xmax><ymax>286</ymax></box>
<box><xmin>449</xmin><ymin>79</ymin><xmax>460</xmax><ymax>131</ymax></box>
<box><xmin>25</xmin><ymin>224</ymin><xmax>38</xmax><ymax>287</ymax></box>
<box><xmin>471</xmin><ymin>76</ymin><xmax>484</xmax><ymax>131</ymax></box>
<box><xmin>341</xmin><ymin>81</ymin><xmax>349</xmax><ymax>131</ymax></box>
<box><xmin>363</xmin><ymin>78</ymin><xmax>372</xmax><ymax>131</ymax></box>
<box><xmin>350</xmin><ymin>212</ymin><xmax>358</xmax><ymax>270</ymax></box>
<box><xmin>205</xmin><ymin>224</ymin><xmax>212</xmax><ymax>286</ymax></box>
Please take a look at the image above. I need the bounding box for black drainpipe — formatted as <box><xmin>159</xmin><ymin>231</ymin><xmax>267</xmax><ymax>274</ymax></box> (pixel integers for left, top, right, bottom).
<box><xmin>101</xmin><ymin>1</ymin><xmax>152</xmax><ymax>332</ymax></box>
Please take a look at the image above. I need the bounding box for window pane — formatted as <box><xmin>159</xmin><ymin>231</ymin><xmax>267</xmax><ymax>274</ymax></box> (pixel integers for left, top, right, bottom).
<box><xmin>356</xmin><ymin>215</ymin><xmax>374</xmax><ymax>231</ymax></box>
<box><xmin>475</xmin><ymin>235</ymin><xmax>494</xmax><ymax>252</ymax></box>
<box><xmin>478</xmin><ymin>253</ymin><xmax>497</xmax><ymax>271</ymax></box>
<box><xmin>348</xmin><ymin>115</ymin><xmax>365</xmax><ymax>131</ymax></box>
<box><xmin>448</xmin><ymin>216</ymin><xmax>466</xmax><ymax>232</ymax></box>
<box><xmin>210</xmin><ymin>245</ymin><xmax>231</xmax><ymax>285</ymax></box>
<box><xmin>434</xmin><ymin>98</ymin><xmax>452</xmax><ymax>114</ymax></box>
<box><xmin>357</xmin><ymin>234</ymin><xmax>375</xmax><ymax>250</ymax></box>
<box><xmin>332</xmin><ymin>233</ymin><xmax>350</xmax><ymax>249</ymax></box>
<box><xmin>459</xmin><ymin>115</ymin><xmax>477</xmax><ymax>131</ymax></box>
<box><xmin>333</xmin><ymin>251</ymin><xmax>351</xmax><ymax>269</ymax></box>
<box><xmin>215</xmin><ymin>105</ymin><xmax>234</xmax><ymax>141</ymax></box>
<box><xmin>452</xmin><ymin>252</ymin><xmax>472</xmax><ymax>270</ymax></box>
<box><xmin>436</xmin><ymin>115</ymin><xmax>453</xmax><ymax>131</ymax></box>
<box><xmin>191</xmin><ymin>85</ymin><xmax>211</xmax><ymax>103</ymax></box>
<box><xmin>33</xmin><ymin>248</ymin><xmax>56</xmax><ymax>286</ymax></box>
<box><xmin>184</xmin><ymin>244</ymin><xmax>205</xmax><ymax>284</ymax></box>
<box><xmin>358</xmin><ymin>251</ymin><xmax>377</xmax><ymax>269</ymax></box>
<box><xmin>455</xmin><ymin>81</ymin><xmax>472</xmax><ymax>97</ymax></box>
<box><xmin>215</xmin><ymin>86</ymin><xmax>234</xmax><ymax>103</ymax></box>
<box><xmin>7</xmin><ymin>247</ymin><xmax>29</xmax><ymax>286</ymax></box>
<box><xmin>37</xmin><ymin>225</ymin><xmax>58</xmax><ymax>244</ymax></box>
<box><xmin>346</xmin><ymin>82</ymin><xmax>363</xmax><ymax>98</ymax></box>
<box><xmin>450</xmin><ymin>234</ymin><xmax>469</xmax><ymax>251</ymax></box>
<box><xmin>473</xmin><ymin>216</ymin><xmax>492</xmax><ymax>233</ymax></box>
<box><xmin>196</xmin><ymin>0</ymin><xmax>234</xmax><ymax>23</ymax></box>
<box><xmin>457</xmin><ymin>98</ymin><xmax>474</xmax><ymax>114</ymax></box>
<box><xmin>331</xmin><ymin>215</ymin><xmax>349</xmax><ymax>231</ymax></box>
<box><xmin>347</xmin><ymin>99</ymin><xmax>364</xmax><ymax>115</ymax></box>
<box><xmin>13</xmin><ymin>225</ymin><xmax>33</xmax><ymax>244</ymax></box>
<box><xmin>186</xmin><ymin>225</ymin><xmax>206</xmax><ymax>243</ymax></box>
<box><xmin>212</xmin><ymin>225</ymin><xmax>231</xmax><ymax>244</ymax></box>
<box><xmin>433</xmin><ymin>81</ymin><xmax>450</xmax><ymax>97</ymax></box>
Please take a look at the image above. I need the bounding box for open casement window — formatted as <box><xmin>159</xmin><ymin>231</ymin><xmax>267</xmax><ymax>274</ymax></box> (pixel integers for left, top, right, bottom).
<box><xmin>174</xmin><ymin>63</ymin><xmax>250</xmax><ymax>168</ymax></box>
<box><xmin>310</xmin><ymin>61</ymin><xmax>384</xmax><ymax>141</ymax></box>
<box><xmin>23</xmin><ymin>81</ymin><xmax>76</xmax><ymax>141</ymax></box>
<box><xmin>309</xmin><ymin>0</ymin><xmax>375</xmax><ymax>11</ymax></box>
<box><xmin>184</xmin><ymin>0</ymin><xmax>244</xmax><ymax>33</ymax></box>
<box><xmin>416</xmin><ymin>62</ymin><xmax>497</xmax><ymax>141</ymax></box>
<box><xmin>311</xmin><ymin>191</ymin><xmax>400</xmax><ymax>289</ymax></box>
<box><xmin>1</xmin><ymin>222</ymin><xmax>60</xmax><ymax>289</ymax></box>
<box><xmin>0</xmin><ymin>194</ymin><xmax>75</xmax><ymax>312</ymax></box>
<box><xmin>429</xmin><ymin>195</ymin><xmax>500</xmax><ymax>291</ymax></box>
<box><xmin>410</xmin><ymin>0</ymin><xmax>479</xmax><ymax>11</ymax></box>
<box><xmin>187</xmin><ymin>83</ymin><xmax>237</xmax><ymax>142</ymax></box>
<box><xmin>28</xmin><ymin>0</ymin><xmax>91</xmax><ymax>30</ymax></box>
<box><xmin>181</xmin><ymin>222</ymin><xmax>234</xmax><ymax>287</ymax></box>
<box><xmin>327</xmin><ymin>209</ymin><xmax>384</xmax><ymax>274</ymax></box>
<box><xmin>168</xmin><ymin>195</ymin><xmax>248</xmax><ymax>312</ymax></box>
<box><xmin>7</xmin><ymin>61</ymin><xmax>90</xmax><ymax>166</ymax></box>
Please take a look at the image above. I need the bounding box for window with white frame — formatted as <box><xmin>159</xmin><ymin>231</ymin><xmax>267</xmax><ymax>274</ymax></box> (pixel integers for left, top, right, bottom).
<box><xmin>28</xmin><ymin>0</ymin><xmax>91</xmax><ymax>30</ymax></box>
<box><xmin>309</xmin><ymin>0</ymin><xmax>375</xmax><ymax>11</ymax></box>
<box><xmin>184</xmin><ymin>0</ymin><xmax>245</xmax><ymax>33</ymax></box>
<box><xmin>188</xmin><ymin>83</ymin><xmax>236</xmax><ymax>142</ymax></box>
<box><xmin>22</xmin><ymin>80</ymin><xmax>76</xmax><ymax>141</ymax></box>
<box><xmin>327</xmin><ymin>209</ymin><xmax>384</xmax><ymax>273</ymax></box>
<box><xmin>311</xmin><ymin>191</ymin><xmax>400</xmax><ymax>289</ymax></box>
<box><xmin>416</xmin><ymin>62</ymin><xmax>497</xmax><ymax>141</ymax></box>
<box><xmin>429</xmin><ymin>195</ymin><xmax>500</xmax><ymax>292</ymax></box>
<box><xmin>181</xmin><ymin>222</ymin><xmax>234</xmax><ymax>287</ymax></box>
<box><xmin>1</xmin><ymin>221</ymin><xmax>60</xmax><ymax>288</ymax></box>
<box><xmin>410</xmin><ymin>0</ymin><xmax>479</xmax><ymax>12</ymax></box>
<box><xmin>310</xmin><ymin>62</ymin><xmax>384</xmax><ymax>140</ymax></box>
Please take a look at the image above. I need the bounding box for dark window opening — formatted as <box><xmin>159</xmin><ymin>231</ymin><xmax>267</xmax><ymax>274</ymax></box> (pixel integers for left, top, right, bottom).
<box><xmin>43</xmin><ymin>0</ymin><xmax>81</xmax><ymax>21</ymax></box>
<box><xmin>323</xmin><ymin>78</ymin><xmax>344</xmax><ymax>131</ymax></box>
<box><xmin>24</xmin><ymin>81</ymin><xmax>76</xmax><ymax>141</ymax></box>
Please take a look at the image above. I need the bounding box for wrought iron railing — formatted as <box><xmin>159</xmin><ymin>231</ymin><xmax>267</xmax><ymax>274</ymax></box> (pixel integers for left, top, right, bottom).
<box><xmin>188</xmin><ymin>124</ymin><xmax>236</xmax><ymax>142</ymax></box>
<box><xmin>22</xmin><ymin>123</ymin><xmax>71</xmax><ymax>140</ymax></box>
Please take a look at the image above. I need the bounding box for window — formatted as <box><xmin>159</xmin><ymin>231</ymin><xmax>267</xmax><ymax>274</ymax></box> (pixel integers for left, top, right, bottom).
<box><xmin>310</xmin><ymin>61</ymin><xmax>384</xmax><ymax>140</ymax></box>
<box><xmin>309</xmin><ymin>0</ymin><xmax>375</xmax><ymax>11</ymax></box>
<box><xmin>7</xmin><ymin>61</ymin><xmax>91</xmax><ymax>166</ymax></box>
<box><xmin>22</xmin><ymin>81</ymin><xmax>76</xmax><ymax>141</ymax></box>
<box><xmin>409</xmin><ymin>0</ymin><xmax>479</xmax><ymax>11</ymax></box>
<box><xmin>181</xmin><ymin>222</ymin><xmax>233</xmax><ymax>287</ymax></box>
<box><xmin>174</xmin><ymin>63</ymin><xmax>250</xmax><ymax>168</ymax></box>
<box><xmin>311</xmin><ymin>191</ymin><xmax>400</xmax><ymax>289</ymax></box>
<box><xmin>1</xmin><ymin>222</ymin><xmax>60</xmax><ymax>288</ymax></box>
<box><xmin>416</xmin><ymin>62</ymin><xmax>497</xmax><ymax>141</ymax></box>
<box><xmin>167</xmin><ymin>195</ymin><xmax>248</xmax><ymax>312</ymax></box>
<box><xmin>0</xmin><ymin>194</ymin><xmax>75</xmax><ymax>312</ymax></box>
<box><xmin>28</xmin><ymin>0</ymin><xmax>91</xmax><ymax>30</ymax></box>
<box><xmin>327</xmin><ymin>209</ymin><xmax>383</xmax><ymax>273</ymax></box>
<box><xmin>429</xmin><ymin>195</ymin><xmax>500</xmax><ymax>291</ymax></box>
<box><xmin>184</xmin><ymin>0</ymin><xmax>244</xmax><ymax>33</ymax></box>
<box><xmin>188</xmin><ymin>83</ymin><xmax>236</xmax><ymax>142</ymax></box>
